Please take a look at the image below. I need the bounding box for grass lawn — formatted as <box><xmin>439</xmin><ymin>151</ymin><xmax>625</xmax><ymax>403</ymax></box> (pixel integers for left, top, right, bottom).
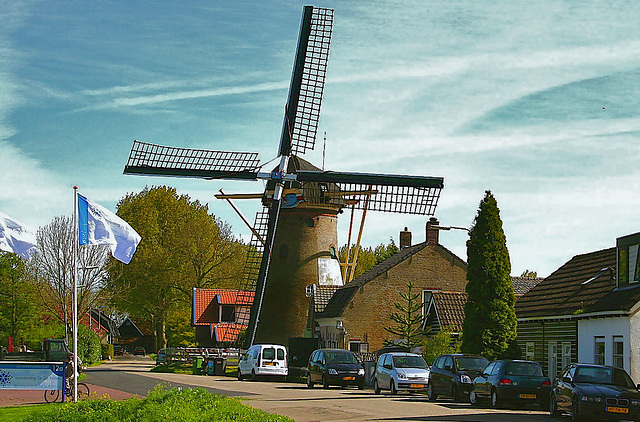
<box><xmin>0</xmin><ymin>404</ymin><xmax>53</xmax><ymax>420</ymax></box>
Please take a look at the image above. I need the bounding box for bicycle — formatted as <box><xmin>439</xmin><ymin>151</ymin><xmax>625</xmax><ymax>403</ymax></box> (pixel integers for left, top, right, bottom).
<box><xmin>44</xmin><ymin>379</ymin><xmax>90</xmax><ymax>403</ymax></box>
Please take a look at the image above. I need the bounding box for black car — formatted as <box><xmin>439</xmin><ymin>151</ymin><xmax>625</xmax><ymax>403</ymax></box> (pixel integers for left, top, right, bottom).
<box><xmin>307</xmin><ymin>349</ymin><xmax>365</xmax><ymax>389</ymax></box>
<box><xmin>551</xmin><ymin>363</ymin><xmax>640</xmax><ymax>420</ymax></box>
<box><xmin>428</xmin><ymin>354</ymin><xmax>489</xmax><ymax>402</ymax></box>
<box><xmin>470</xmin><ymin>359</ymin><xmax>551</xmax><ymax>408</ymax></box>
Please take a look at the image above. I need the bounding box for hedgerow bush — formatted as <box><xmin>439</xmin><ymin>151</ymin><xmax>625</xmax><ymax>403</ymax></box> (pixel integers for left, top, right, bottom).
<box><xmin>20</xmin><ymin>386</ymin><xmax>293</xmax><ymax>422</ymax></box>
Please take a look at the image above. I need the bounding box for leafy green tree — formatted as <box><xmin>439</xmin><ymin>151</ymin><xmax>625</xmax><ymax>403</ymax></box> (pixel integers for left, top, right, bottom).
<box><xmin>374</xmin><ymin>238</ymin><xmax>399</xmax><ymax>264</ymax></box>
<box><xmin>0</xmin><ymin>252</ymin><xmax>40</xmax><ymax>345</ymax></box>
<box><xmin>107</xmin><ymin>186</ymin><xmax>247</xmax><ymax>350</ymax></box>
<box><xmin>339</xmin><ymin>238</ymin><xmax>399</xmax><ymax>281</ymax></box>
<box><xmin>461</xmin><ymin>191</ymin><xmax>517</xmax><ymax>360</ymax></box>
<box><xmin>422</xmin><ymin>327</ymin><xmax>460</xmax><ymax>365</ymax></box>
<box><xmin>383</xmin><ymin>280</ymin><xmax>424</xmax><ymax>350</ymax></box>
<box><xmin>520</xmin><ymin>269</ymin><xmax>538</xmax><ymax>278</ymax></box>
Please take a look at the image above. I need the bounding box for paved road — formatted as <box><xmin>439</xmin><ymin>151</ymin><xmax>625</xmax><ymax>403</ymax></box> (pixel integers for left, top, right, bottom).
<box><xmin>85</xmin><ymin>356</ymin><xmax>554</xmax><ymax>422</ymax></box>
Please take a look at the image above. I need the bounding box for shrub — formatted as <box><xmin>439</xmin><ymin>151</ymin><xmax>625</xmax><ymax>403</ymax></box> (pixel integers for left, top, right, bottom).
<box><xmin>21</xmin><ymin>386</ymin><xmax>293</xmax><ymax>421</ymax></box>
<box><xmin>101</xmin><ymin>344</ymin><xmax>114</xmax><ymax>360</ymax></box>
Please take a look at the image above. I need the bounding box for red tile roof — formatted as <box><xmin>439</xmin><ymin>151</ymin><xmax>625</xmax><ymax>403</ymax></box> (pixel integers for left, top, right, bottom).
<box><xmin>193</xmin><ymin>288</ymin><xmax>254</xmax><ymax>325</ymax></box>
<box><xmin>213</xmin><ymin>323</ymin><xmax>247</xmax><ymax>343</ymax></box>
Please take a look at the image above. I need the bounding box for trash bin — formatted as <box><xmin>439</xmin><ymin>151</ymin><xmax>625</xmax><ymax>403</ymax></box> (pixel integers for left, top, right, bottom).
<box><xmin>213</xmin><ymin>357</ymin><xmax>227</xmax><ymax>376</ymax></box>
<box><xmin>193</xmin><ymin>357</ymin><xmax>204</xmax><ymax>375</ymax></box>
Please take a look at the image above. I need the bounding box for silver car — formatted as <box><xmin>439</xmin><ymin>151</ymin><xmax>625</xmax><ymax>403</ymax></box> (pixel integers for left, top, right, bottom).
<box><xmin>374</xmin><ymin>352</ymin><xmax>430</xmax><ymax>394</ymax></box>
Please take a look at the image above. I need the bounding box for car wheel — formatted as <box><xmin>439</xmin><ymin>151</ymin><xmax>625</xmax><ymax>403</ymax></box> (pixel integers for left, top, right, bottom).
<box><xmin>491</xmin><ymin>389</ymin><xmax>501</xmax><ymax>408</ymax></box>
<box><xmin>469</xmin><ymin>388</ymin><xmax>478</xmax><ymax>406</ymax></box>
<box><xmin>322</xmin><ymin>374</ymin><xmax>329</xmax><ymax>389</ymax></box>
<box><xmin>571</xmin><ymin>397</ymin><xmax>586</xmax><ymax>421</ymax></box>
<box><xmin>390</xmin><ymin>380</ymin><xmax>397</xmax><ymax>395</ymax></box>
<box><xmin>237</xmin><ymin>368</ymin><xmax>243</xmax><ymax>381</ymax></box>
<box><xmin>427</xmin><ymin>383</ymin><xmax>438</xmax><ymax>401</ymax></box>
<box><xmin>550</xmin><ymin>395</ymin><xmax>561</xmax><ymax>418</ymax></box>
<box><xmin>374</xmin><ymin>378</ymin><xmax>381</xmax><ymax>394</ymax></box>
<box><xmin>251</xmin><ymin>369</ymin><xmax>257</xmax><ymax>381</ymax></box>
<box><xmin>306</xmin><ymin>374</ymin><xmax>314</xmax><ymax>388</ymax></box>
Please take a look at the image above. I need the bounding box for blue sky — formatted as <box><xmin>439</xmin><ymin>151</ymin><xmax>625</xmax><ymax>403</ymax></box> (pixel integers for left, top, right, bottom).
<box><xmin>2</xmin><ymin>0</ymin><xmax>640</xmax><ymax>277</ymax></box>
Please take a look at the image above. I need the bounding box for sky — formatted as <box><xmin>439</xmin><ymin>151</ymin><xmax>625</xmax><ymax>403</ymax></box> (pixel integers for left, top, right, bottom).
<box><xmin>1</xmin><ymin>0</ymin><xmax>640</xmax><ymax>277</ymax></box>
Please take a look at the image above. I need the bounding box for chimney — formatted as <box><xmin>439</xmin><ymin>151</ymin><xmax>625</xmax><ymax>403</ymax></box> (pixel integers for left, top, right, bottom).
<box><xmin>399</xmin><ymin>227</ymin><xmax>412</xmax><ymax>249</ymax></box>
<box><xmin>426</xmin><ymin>217</ymin><xmax>439</xmax><ymax>245</ymax></box>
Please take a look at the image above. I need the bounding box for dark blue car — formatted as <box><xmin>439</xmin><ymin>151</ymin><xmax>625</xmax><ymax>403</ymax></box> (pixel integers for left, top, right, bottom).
<box><xmin>551</xmin><ymin>363</ymin><xmax>640</xmax><ymax>420</ymax></box>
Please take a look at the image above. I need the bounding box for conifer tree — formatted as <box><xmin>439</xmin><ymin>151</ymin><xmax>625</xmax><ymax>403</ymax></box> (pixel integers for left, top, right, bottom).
<box><xmin>461</xmin><ymin>191</ymin><xmax>517</xmax><ymax>360</ymax></box>
<box><xmin>384</xmin><ymin>280</ymin><xmax>424</xmax><ymax>350</ymax></box>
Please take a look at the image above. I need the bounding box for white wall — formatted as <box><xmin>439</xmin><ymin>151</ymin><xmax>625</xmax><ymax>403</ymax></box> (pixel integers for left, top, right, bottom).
<box><xmin>578</xmin><ymin>317</ymin><xmax>632</xmax><ymax>377</ymax></box>
<box><xmin>630</xmin><ymin>312</ymin><xmax>640</xmax><ymax>383</ymax></box>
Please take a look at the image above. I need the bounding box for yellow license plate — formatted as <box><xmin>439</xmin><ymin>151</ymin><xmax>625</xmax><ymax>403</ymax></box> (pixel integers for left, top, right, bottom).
<box><xmin>343</xmin><ymin>376</ymin><xmax>355</xmax><ymax>381</ymax></box>
<box><xmin>264</xmin><ymin>362</ymin><xmax>274</xmax><ymax>365</ymax></box>
<box><xmin>606</xmin><ymin>406</ymin><xmax>629</xmax><ymax>414</ymax></box>
<box><xmin>410</xmin><ymin>384</ymin><xmax>425</xmax><ymax>389</ymax></box>
<box><xmin>519</xmin><ymin>394</ymin><xmax>536</xmax><ymax>399</ymax></box>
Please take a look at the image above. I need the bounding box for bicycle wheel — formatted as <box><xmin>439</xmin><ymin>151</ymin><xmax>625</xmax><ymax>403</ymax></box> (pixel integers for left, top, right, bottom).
<box><xmin>76</xmin><ymin>382</ymin><xmax>90</xmax><ymax>400</ymax></box>
<box><xmin>44</xmin><ymin>389</ymin><xmax>61</xmax><ymax>403</ymax></box>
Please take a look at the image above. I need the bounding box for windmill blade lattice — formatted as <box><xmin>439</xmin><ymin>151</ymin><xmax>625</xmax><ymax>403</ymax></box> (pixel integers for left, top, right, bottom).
<box><xmin>280</xmin><ymin>7</ymin><xmax>333</xmax><ymax>156</ymax></box>
<box><xmin>124</xmin><ymin>140</ymin><xmax>260</xmax><ymax>180</ymax></box>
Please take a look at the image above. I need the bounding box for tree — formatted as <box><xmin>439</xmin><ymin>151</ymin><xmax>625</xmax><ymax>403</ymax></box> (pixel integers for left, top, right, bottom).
<box><xmin>107</xmin><ymin>186</ymin><xmax>247</xmax><ymax>350</ymax></box>
<box><xmin>461</xmin><ymin>191</ymin><xmax>517</xmax><ymax>360</ymax></box>
<box><xmin>422</xmin><ymin>327</ymin><xmax>460</xmax><ymax>365</ymax></box>
<box><xmin>383</xmin><ymin>280</ymin><xmax>424</xmax><ymax>350</ymax></box>
<box><xmin>30</xmin><ymin>216</ymin><xmax>110</xmax><ymax>341</ymax></box>
<box><xmin>374</xmin><ymin>238</ymin><xmax>399</xmax><ymax>264</ymax></box>
<box><xmin>520</xmin><ymin>269</ymin><xmax>537</xmax><ymax>278</ymax></box>
<box><xmin>0</xmin><ymin>252</ymin><xmax>40</xmax><ymax>344</ymax></box>
<box><xmin>339</xmin><ymin>238</ymin><xmax>399</xmax><ymax>281</ymax></box>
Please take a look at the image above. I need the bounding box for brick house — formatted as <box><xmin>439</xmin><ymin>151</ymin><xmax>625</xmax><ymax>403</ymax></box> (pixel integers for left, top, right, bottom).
<box><xmin>314</xmin><ymin>218</ymin><xmax>468</xmax><ymax>352</ymax></box>
<box><xmin>515</xmin><ymin>231</ymin><xmax>640</xmax><ymax>381</ymax></box>
<box><xmin>192</xmin><ymin>288</ymin><xmax>254</xmax><ymax>345</ymax></box>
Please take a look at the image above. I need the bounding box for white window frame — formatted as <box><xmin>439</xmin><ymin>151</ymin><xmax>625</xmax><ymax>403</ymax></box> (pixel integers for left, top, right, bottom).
<box><xmin>612</xmin><ymin>336</ymin><xmax>624</xmax><ymax>369</ymax></box>
<box><xmin>594</xmin><ymin>337</ymin><xmax>605</xmax><ymax>365</ymax></box>
<box><xmin>525</xmin><ymin>342</ymin><xmax>535</xmax><ymax>361</ymax></box>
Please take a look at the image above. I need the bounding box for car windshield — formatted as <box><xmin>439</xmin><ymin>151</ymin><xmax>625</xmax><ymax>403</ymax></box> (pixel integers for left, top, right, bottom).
<box><xmin>504</xmin><ymin>362</ymin><xmax>543</xmax><ymax>376</ymax></box>
<box><xmin>326</xmin><ymin>351</ymin><xmax>358</xmax><ymax>364</ymax></box>
<box><xmin>456</xmin><ymin>357</ymin><xmax>489</xmax><ymax>372</ymax></box>
<box><xmin>393</xmin><ymin>356</ymin><xmax>428</xmax><ymax>369</ymax></box>
<box><xmin>574</xmin><ymin>367</ymin><xmax>635</xmax><ymax>388</ymax></box>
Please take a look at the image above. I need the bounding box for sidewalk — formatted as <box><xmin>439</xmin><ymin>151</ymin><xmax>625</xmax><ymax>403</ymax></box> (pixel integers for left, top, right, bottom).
<box><xmin>0</xmin><ymin>383</ymin><xmax>140</xmax><ymax>407</ymax></box>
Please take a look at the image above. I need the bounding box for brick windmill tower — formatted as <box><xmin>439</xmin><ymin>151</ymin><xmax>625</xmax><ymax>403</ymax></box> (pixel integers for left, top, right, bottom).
<box><xmin>123</xmin><ymin>6</ymin><xmax>444</xmax><ymax>347</ymax></box>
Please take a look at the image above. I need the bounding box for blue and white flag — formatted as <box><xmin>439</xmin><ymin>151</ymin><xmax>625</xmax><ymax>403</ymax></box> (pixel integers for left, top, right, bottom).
<box><xmin>0</xmin><ymin>211</ymin><xmax>37</xmax><ymax>260</ymax></box>
<box><xmin>77</xmin><ymin>194</ymin><xmax>141</xmax><ymax>264</ymax></box>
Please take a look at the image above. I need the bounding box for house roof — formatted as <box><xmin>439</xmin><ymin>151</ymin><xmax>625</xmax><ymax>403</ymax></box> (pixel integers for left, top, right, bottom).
<box><xmin>317</xmin><ymin>242</ymin><xmax>466</xmax><ymax>318</ymax></box>
<box><xmin>511</xmin><ymin>276</ymin><xmax>544</xmax><ymax>296</ymax></box>
<box><xmin>515</xmin><ymin>247</ymin><xmax>618</xmax><ymax>319</ymax></box>
<box><xmin>431</xmin><ymin>291</ymin><xmax>468</xmax><ymax>332</ymax></box>
<box><xmin>314</xmin><ymin>286</ymin><xmax>339</xmax><ymax>313</ymax></box>
<box><xmin>213</xmin><ymin>323</ymin><xmax>247</xmax><ymax>343</ymax></box>
<box><xmin>193</xmin><ymin>288</ymin><xmax>254</xmax><ymax>325</ymax></box>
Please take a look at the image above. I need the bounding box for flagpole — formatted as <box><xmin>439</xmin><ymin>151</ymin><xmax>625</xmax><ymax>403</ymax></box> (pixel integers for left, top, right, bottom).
<box><xmin>72</xmin><ymin>186</ymin><xmax>79</xmax><ymax>402</ymax></box>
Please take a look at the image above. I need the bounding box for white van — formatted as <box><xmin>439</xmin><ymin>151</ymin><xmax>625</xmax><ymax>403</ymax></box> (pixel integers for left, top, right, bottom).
<box><xmin>237</xmin><ymin>344</ymin><xmax>288</xmax><ymax>380</ymax></box>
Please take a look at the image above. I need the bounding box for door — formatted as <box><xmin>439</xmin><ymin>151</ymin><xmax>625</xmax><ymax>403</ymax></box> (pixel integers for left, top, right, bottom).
<box><xmin>476</xmin><ymin>362</ymin><xmax>496</xmax><ymax>399</ymax></box>
<box><xmin>548</xmin><ymin>342</ymin><xmax>558</xmax><ymax>381</ymax></box>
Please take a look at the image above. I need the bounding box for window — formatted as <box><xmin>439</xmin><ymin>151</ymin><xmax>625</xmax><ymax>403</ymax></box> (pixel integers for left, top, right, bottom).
<box><xmin>613</xmin><ymin>336</ymin><xmax>624</xmax><ymax>369</ymax></box>
<box><xmin>348</xmin><ymin>341</ymin><xmax>361</xmax><ymax>352</ymax></box>
<box><xmin>433</xmin><ymin>356</ymin><xmax>443</xmax><ymax>369</ymax></box>
<box><xmin>483</xmin><ymin>362</ymin><xmax>496</xmax><ymax>375</ymax></box>
<box><xmin>594</xmin><ymin>337</ymin><xmax>605</xmax><ymax>365</ymax></box>
<box><xmin>305</xmin><ymin>218</ymin><xmax>315</xmax><ymax>227</ymax></box>
<box><xmin>221</xmin><ymin>305</ymin><xmax>235</xmax><ymax>322</ymax></box>
<box><xmin>329</xmin><ymin>246</ymin><xmax>337</xmax><ymax>259</ymax></box>
<box><xmin>562</xmin><ymin>342</ymin><xmax>572</xmax><ymax>370</ymax></box>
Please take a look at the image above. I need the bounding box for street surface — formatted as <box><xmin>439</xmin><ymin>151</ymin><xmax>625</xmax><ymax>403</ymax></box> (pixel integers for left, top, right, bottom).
<box><xmin>83</xmin><ymin>356</ymin><xmax>554</xmax><ymax>422</ymax></box>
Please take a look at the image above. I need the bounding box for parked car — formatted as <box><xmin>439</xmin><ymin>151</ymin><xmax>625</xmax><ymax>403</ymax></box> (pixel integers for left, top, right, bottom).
<box><xmin>428</xmin><ymin>353</ymin><xmax>489</xmax><ymax>402</ymax></box>
<box><xmin>470</xmin><ymin>359</ymin><xmax>551</xmax><ymax>408</ymax></box>
<box><xmin>374</xmin><ymin>352</ymin><xmax>430</xmax><ymax>394</ymax></box>
<box><xmin>133</xmin><ymin>347</ymin><xmax>146</xmax><ymax>356</ymax></box>
<box><xmin>550</xmin><ymin>363</ymin><xmax>640</xmax><ymax>420</ymax></box>
<box><xmin>155</xmin><ymin>348</ymin><xmax>190</xmax><ymax>365</ymax></box>
<box><xmin>307</xmin><ymin>349</ymin><xmax>365</xmax><ymax>389</ymax></box>
<box><xmin>113</xmin><ymin>345</ymin><xmax>124</xmax><ymax>356</ymax></box>
<box><xmin>237</xmin><ymin>344</ymin><xmax>288</xmax><ymax>381</ymax></box>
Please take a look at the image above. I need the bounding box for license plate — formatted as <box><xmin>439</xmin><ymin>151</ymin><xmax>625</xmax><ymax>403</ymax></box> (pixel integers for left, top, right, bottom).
<box><xmin>343</xmin><ymin>376</ymin><xmax>355</xmax><ymax>381</ymax></box>
<box><xmin>264</xmin><ymin>362</ymin><xmax>274</xmax><ymax>366</ymax></box>
<box><xmin>410</xmin><ymin>384</ymin><xmax>425</xmax><ymax>389</ymax></box>
<box><xmin>606</xmin><ymin>406</ymin><xmax>629</xmax><ymax>414</ymax></box>
<box><xmin>519</xmin><ymin>394</ymin><xmax>536</xmax><ymax>399</ymax></box>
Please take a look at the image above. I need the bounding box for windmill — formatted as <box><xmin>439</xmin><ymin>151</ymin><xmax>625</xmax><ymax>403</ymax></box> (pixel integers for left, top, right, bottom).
<box><xmin>123</xmin><ymin>6</ymin><xmax>444</xmax><ymax>348</ymax></box>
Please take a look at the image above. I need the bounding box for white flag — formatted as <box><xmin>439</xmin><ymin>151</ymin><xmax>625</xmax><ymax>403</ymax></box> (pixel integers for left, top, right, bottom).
<box><xmin>0</xmin><ymin>211</ymin><xmax>37</xmax><ymax>260</ymax></box>
<box><xmin>77</xmin><ymin>194</ymin><xmax>141</xmax><ymax>264</ymax></box>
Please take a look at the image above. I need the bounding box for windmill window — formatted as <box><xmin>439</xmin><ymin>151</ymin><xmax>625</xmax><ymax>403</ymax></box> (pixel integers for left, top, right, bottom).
<box><xmin>329</xmin><ymin>246</ymin><xmax>337</xmax><ymax>259</ymax></box>
<box><xmin>305</xmin><ymin>218</ymin><xmax>315</xmax><ymax>227</ymax></box>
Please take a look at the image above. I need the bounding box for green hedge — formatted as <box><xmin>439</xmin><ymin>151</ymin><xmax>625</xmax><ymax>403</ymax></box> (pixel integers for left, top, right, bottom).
<box><xmin>101</xmin><ymin>344</ymin><xmax>114</xmax><ymax>360</ymax></box>
<box><xmin>20</xmin><ymin>386</ymin><xmax>293</xmax><ymax>422</ymax></box>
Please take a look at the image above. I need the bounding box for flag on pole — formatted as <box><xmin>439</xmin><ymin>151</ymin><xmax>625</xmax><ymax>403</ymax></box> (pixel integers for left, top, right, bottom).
<box><xmin>0</xmin><ymin>211</ymin><xmax>37</xmax><ymax>260</ymax></box>
<box><xmin>77</xmin><ymin>194</ymin><xmax>141</xmax><ymax>264</ymax></box>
